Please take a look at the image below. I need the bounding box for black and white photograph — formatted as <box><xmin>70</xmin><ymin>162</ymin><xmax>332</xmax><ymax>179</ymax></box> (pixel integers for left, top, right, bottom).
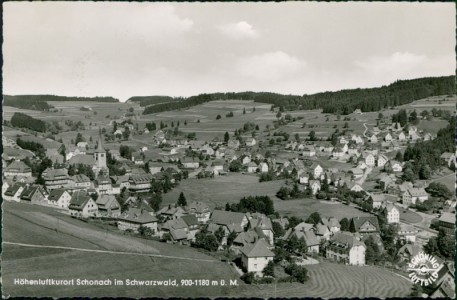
<box><xmin>1</xmin><ymin>2</ymin><xmax>456</xmax><ymax>298</ymax></box>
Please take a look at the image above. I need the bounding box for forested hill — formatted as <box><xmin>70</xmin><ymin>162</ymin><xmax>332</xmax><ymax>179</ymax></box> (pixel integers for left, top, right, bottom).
<box><xmin>127</xmin><ymin>96</ymin><xmax>181</xmax><ymax>106</ymax></box>
<box><xmin>142</xmin><ymin>76</ymin><xmax>455</xmax><ymax>115</ymax></box>
<box><xmin>3</xmin><ymin>95</ymin><xmax>119</xmax><ymax>111</ymax></box>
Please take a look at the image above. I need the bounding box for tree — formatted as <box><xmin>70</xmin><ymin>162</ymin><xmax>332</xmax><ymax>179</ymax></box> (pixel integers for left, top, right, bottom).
<box><xmin>272</xmin><ymin>221</ymin><xmax>285</xmax><ymax>238</ymax></box>
<box><xmin>216</xmin><ymin>114</ymin><xmax>222</xmax><ymax>120</ymax></box>
<box><xmin>214</xmin><ymin>227</ymin><xmax>225</xmax><ymax>245</ymax></box>
<box><xmin>263</xmin><ymin>261</ymin><xmax>275</xmax><ymax>277</ymax></box>
<box><xmin>194</xmin><ymin>232</ymin><xmax>219</xmax><ymax>251</ymax></box>
<box><xmin>340</xmin><ymin>218</ymin><xmax>350</xmax><ymax>231</ymax></box>
<box><xmin>426</xmin><ymin>182</ymin><xmax>452</xmax><ymax>199</ymax></box>
<box><xmin>364</xmin><ymin>235</ymin><xmax>380</xmax><ymax>264</ymax></box>
<box><xmin>285</xmin><ymin>263</ymin><xmax>308</xmax><ymax>283</ymax></box>
<box><xmin>243</xmin><ymin>107</ymin><xmax>246</xmax><ymax>114</ymax></box>
<box><xmin>395</xmin><ymin>151</ymin><xmax>403</xmax><ymax>162</ymax></box>
<box><xmin>75</xmin><ymin>132</ymin><xmax>85</xmax><ymax>145</ymax></box>
<box><xmin>306</xmin><ymin>212</ymin><xmax>321</xmax><ymax>225</ymax></box>
<box><xmin>226</xmin><ymin>231</ymin><xmax>237</xmax><ymax>246</ymax></box>
<box><xmin>252</xmin><ymin>107</ymin><xmax>256</xmax><ymax>112</ymax></box>
<box><xmin>177</xmin><ymin>192</ymin><xmax>187</xmax><ymax>206</ymax></box>
<box><xmin>224</xmin><ymin>132</ymin><xmax>230</xmax><ymax>143</ymax></box>
<box><xmin>229</xmin><ymin>160</ymin><xmax>242</xmax><ymax>172</ymax></box>
<box><xmin>240</xmin><ymin>272</ymin><xmax>255</xmax><ymax>284</ymax></box>
<box><xmin>276</xmin><ymin>111</ymin><xmax>282</xmax><ymax>119</ymax></box>
<box><xmin>378</xmin><ymin>112</ymin><xmax>384</xmax><ymax>120</ymax></box>
<box><xmin>308</xmin><ymin>131</ymin><xmax>317</xmax><ymax>141</ymax></box>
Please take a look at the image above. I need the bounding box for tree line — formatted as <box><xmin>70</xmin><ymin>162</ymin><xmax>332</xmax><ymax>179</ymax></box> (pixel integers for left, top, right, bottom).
<box><xmin>5</xmin><ymin>95</ymin><xmax>119</xmax><ymax>111</ymax></box>
<box><xmin>142</xmin><ymin>76</ymin><xmax>454</xmax><ymax>115</ymax></box>
<box><xmin>11</xmin><ymin>112</ymin><xmax>47</xmax><ymax>132</ymax></box>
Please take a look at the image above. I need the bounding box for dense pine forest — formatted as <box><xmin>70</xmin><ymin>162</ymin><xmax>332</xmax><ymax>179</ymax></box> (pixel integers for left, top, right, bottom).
<box><xmin>4</xmin><ymin>95</ymin><xmax>119</xmax><ymax>111</ymax></box>
<box><xmin>10</xmin><ymin>112</ymin><xmax>47</xmax><ymax>132</ymax></box>
<box><xmin>142</xmin><ymin>76</ymin><xmax>454</xmax><ymax>115</ymax></box>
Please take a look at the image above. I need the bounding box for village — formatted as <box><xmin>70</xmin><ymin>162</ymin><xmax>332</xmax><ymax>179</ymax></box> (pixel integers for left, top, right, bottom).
<box><xmin>2</xmin><ymin>94</ymin><xmax>455</xmax><ymax>298</ymax></box>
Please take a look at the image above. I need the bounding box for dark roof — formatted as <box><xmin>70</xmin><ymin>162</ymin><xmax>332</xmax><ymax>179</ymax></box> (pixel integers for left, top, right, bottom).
<box><xmin>211</xmin><ymin>210</ymin><xmax>246</xmax><ymax>226</ymax></box>
<box><xmin>4</xmin><ymin>182</ymin><xmax>27</xmax><ymax>196</ymax></box>
<box><xmin>5</xmin><ymin>161</ymin><xmax>32</xmax><ymax>173</ymax></box>
<box><xmin>20</xmin><ymin>185</ymin><xmax>45</xmax><ymax>200</ymax></box>
<box><xmin>181</xmin><ymin>215</ymin><xmax>199</xmax><ymax>227</ymax></box>
<box><xmin>118</xmin><ymin>208</ymin><xmax>158</xmax><ymax>224</ymax></box>
<box><xmin>47</xmin><ymin>188</ymin><xmax>69</xmax><ymax>202</ymax></box>
<box><xmin>69</xmin><ymin>191</ymin><xmax>92</xmax><ymax>211</ymax></box>
<box><xmin>240</xmin><ymin>240</ymin><xmax>274</xmax><ymax>258</ymax></box>
<box><xmin>351</xmin><ymin>216</ymin><xmax>380</xmax><ymax>232</ymax></box>
<box><xmin>329</xmin><ymin>231</ymin><xmax>365</xmax><ymax>249</ymax></box>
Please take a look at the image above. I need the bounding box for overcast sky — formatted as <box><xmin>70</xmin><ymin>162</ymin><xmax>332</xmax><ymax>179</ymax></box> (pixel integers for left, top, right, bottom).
<box><xmin>3</xmin><ymin>2</ymin><xmax>455</xmax><ymax>102</ymax></box>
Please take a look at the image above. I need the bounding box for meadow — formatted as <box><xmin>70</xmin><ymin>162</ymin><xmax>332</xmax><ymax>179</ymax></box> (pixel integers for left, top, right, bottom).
<box><xmin>162</xmin><ymin>174</ymin><xmax>372</xmax><ymax>220</ymax></box>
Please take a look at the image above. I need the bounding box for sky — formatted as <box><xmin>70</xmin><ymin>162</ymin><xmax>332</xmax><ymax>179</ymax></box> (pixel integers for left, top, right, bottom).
<box><xmin>3</xmin><ymin>2</ymin><xmax>456</xmax><ymax>102</ymax></box>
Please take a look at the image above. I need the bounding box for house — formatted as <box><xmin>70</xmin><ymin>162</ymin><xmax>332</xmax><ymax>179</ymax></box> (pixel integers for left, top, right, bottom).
<box><xmin>397</xmin><ymin>132</ymin><xmax>406</xmax><ymax>142</ymax></box>
<box><xmin>382</xmin><ymin>202</ymin><xmax>400</xmax><ymax>224</ymax></box>
<box><xmin>382</xmin><ymin>132</ymin><xmax>393</xmax><ymax>142</ymax></box>
<box><xmin>397</xmin><ymin>224</ymin><xmax>418</xmax><ymax>243</ymax></box>
<box><xmin>131</xmin><ymin>152</ymin><xmax>144</xmax><ymax>165</ymax></box>
<box><xmin>299</xmin><ymin>173</ymin><xmax>309</xmax><ymax>185</ymax></box>
<box><xmin>354</xmin><ymin>109</ymin><xmax>362</xmax><ymax>114</ymax></box>
<box><xmin>321</xmin><ymin>217</ymin><xmax>341</xmax><ymax>234</ymax></box>
<box><xmin>210</xmin><ymin>210</ymin><xmax>248</xmax><ymax>233</ymax></box>
<box><xmin>96</xmin><ymin>194</ymin><xmax>121</xmax><ymax>217</ymax></box>
<box><xmin>351</xmin><ymin>134</ymin><xmax>364</xmax><ymax>145</ymax></box>
<box><xmin>309</xmin><ymin>180</ymin><xmax>321</xmax><ymax>195</ymax></box>
<box><xmin>227</xmin><ymin>139</ymin><xmax>240</xmax><ymax>149</ymax></box>
<box><xmin>385</xmin><ymin>160</ymin><xmax>403</xmax><ymax>173</ymax></box>
<box><xmin>349</xmin><ymin>168</ymin><xmax>364</xmax><ymax>179</ymax></box>
<box><xmin>402</xmin><ymin>188</ymin><xmax>428</xmax><ymax>206</ymax></box>
<box><xmin>117</xmin><ymin>207</ymin><xmax>159</xmax><ymax>234</ymax></box>
<box><xmin>347</xmin><ymin>182</ymin><xmax>364</xmax><ymax>193</ymax></box>
<box><xmin>364</xmin><ymin>153</ymin><xmax>375</xmax><ymax>167</ymax></box>
<box><xmin>186</xmin><ymin>201</ymin><xmax>211</xmax><ymax>224</ymax></box>
<box><xmin>314</xmin><ymin>224</ymin><xmax>331</xmax><ymax>241</ymax></box>
<box><xmin>71</xmin><ymin>174</ymin><xmax>92</xmax><ymax>191</ymax></box>
<box><xmin>3</xmin><ymin>182</ymin><xmax>27</xmax><ymax>202</ymax></box>
<box><xmin>368</xmin><ymin>134</ymin><xmax>378</xmax><ymax>144</ymax></box>
<box><xmin>246</xmin><ymin>162</ymin><xmax>258</xmax><ymax>173</ymax></box>
<box><xmin>241</xmin><ymin>155</ymin><xmax>251</xmax><ymax>165</ymax></box>
<box><xmin>326</xmin><ymin>231</ymin><xmax>366</xmax><ymax>266</ymax></box>
<box><xmin>310</xmin><ymin>163</ymin><xmax>323</xmax><ymax>178</ymax></box>
<box><xmin>68</xmin><ymin>191</ymin><xmax>98</xmax><ymax>218</ymax></box>
<box><xmin>302</xmin><ymin>146</ymin><xmax>316</xmax><ymax>157</ymax></box>
<box><xmin>128</xmin><ymin>174</ymin><xmax>154</xmax><ymax>192</ymax></box>
<box><xmin>350</xmin><ymin>216</ymin><xmax>380</xmax><ymax>235</ymax></box>
<box><xmin>233</xmin><ymin>231</ymin><xmax>264</xmax><ymax>251</ymax></box>
<box><xmin>248</xmin><ymin>213</ymin><xmax>274</xmax><ymax>246</ymax></box>
<box><xmin>438</xmin><ymin>212</ymin><xmax>455</xmax><ymax>236</ymax></box>
<box><xmin>157</xmin><ymin>205</ymin><xmax>187</xmax><ymax>221</ymax></box>
<box><xmin>2</xmin><ymin>181</ymin><xmax>10</xmax><ymax>196</ymax></box>
<box><xmin>47</xmin><ymin>188</ymin><xmax>72</xmax><ymax>209</ymax></box>
<box><xmin>258</xmin><ymin>162</ymin><xmax>269</xmax><ymax>173</ymax></box>
<box><xmin>332</xmin><ymin>146</ymin><xmax>345</xmax><ymax>158</ymax></box>
<box><xmin>200</xmin><ymin>145</ymin><xmax>214</xmax><ymax>156</ymax></box>
<box><xmin>378</xmin><ymin>174</ymin><xmax>394</xmax><ymax>191</ymax></box>
<box><xmin>240</xmin><ymin>240</ymin><xmax>274</xmax><ymax>276</ymax></box>
<box><xmin>42</xmin><ymin>168</ymin><xmax>72</xmax><ymax>191</ymax></box>
<box><xmin>377</xmin><ymin>155</ymin><xmax>389</xmax><ymax>168</ymax></box>
<box><xmin>245</xmin><ymin>137</ymin><xmax>256</xmax><ymax>147</ymax></box>
<box><xmin>367</xmin><ymin>194</ymin><xmax>385</xmax><ymax>209</ymax></box>
<box><xmin>20</xmin><ymin>185</ymin><xmax>47</xmax><ymax>205</ymax></box>
<box><xmin>181</xmin><ymin>157</ymin><xmax>200</xmax><ymax>169</ymax></box>
<box><xmin>397</xmin><ymin>244</ymin><xmax>421</xmax><ymax>262</ymax></box>
<box><xmin>95</xmin><ymin>174</ymin><xmax>112</xmax><ymax>195</ymax></box>
<box><xmin>440</xmin><ymin>152</ymin><xmax>454</xmax><ymax>168</ymax></box>
<box><xmin>160</xmin><ymin>217</ymin><xmax>191</xmax><ymax>243</ymax></box>
<box><xmin>4</xmin><ymin>160</ymin><xmax>32</xmax><ymax>178</ymax></box>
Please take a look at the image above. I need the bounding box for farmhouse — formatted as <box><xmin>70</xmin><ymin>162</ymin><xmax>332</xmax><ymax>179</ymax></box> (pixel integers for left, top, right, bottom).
<box><xmin>363</xmin><ymin>153</ymin><xmax>375</xmax><ymax>167</ymax></box>
<box><xmin>129</xmin><ymin>174</ymin><xmax>154</xmax><ymax>192</ymax></box>
<box><xmin>302</xmin><ymin>146</ymin><xmax>316</xmax><ymax>157</ymax></box>
<box><xmin>71</xmin><ymin>174</ymin><xmax>92</xmax><ymax>191</ymax></box>
<box><xmin>4</xmin><ymin>161</ymin><xmax>32</xmax><ymax>178</ymax></box>
<box><xmin>42</xmin><ymin>168</ymin><xmax>72</xmax><ymax>191</ymax></box>
<box><xmin>309</xmin><ymin>180</ymin><xmax>321</xmax><ymax>195</ymax></box>
<box><xmin>310</xmin><ymin>163</ymin><xmax>323</xmax><ymax>178</ymax></box>
<box><xmin>367</xmin><ymin>194</ymin><xmax>385</xmax><ymax>209</ymax></box>
<box><xmin>326</xmin><ymin>231</ymin><xmax>366</xmax><ymax>266</ymax></box>
<box><xmin>47</xmin><ymin>188</ymin><xmax>72</xmax><ymax>209</ymax></box>
<box><xmin>117</xmin><ymin>208</ymin><xmax>159</xmax><ymax>233</ymax></box>
<box><xmin>258</xmin><ymin>162</ymin><xmax>269</xmax><ymax>173</ymax></box>
<box><xmin>350</xmin><ymin>216</ymin><xmax>380</xmax><ymax>235</ymax></box>
<box><xmin>397</xmin><ymin>224</ymin><xmax>418</xmax><ymax>243</ymax></box>
<box><xmin>182</xmin><ymin>157</ymin><xmax>200</xmax><ymax>169</ymax></box>
<box><xmin>438</xmin><ymin>212</ymin><xmax>455</xmax><ymax>236</ymax></box>
<box><xmin>246</xmin><ymin>162</ymin><xmax>258</xmax><ymax>173</ymax></box>
<box><xmin>68</xmin><ymin>191</ymin><xmax>98</xmax><ymax>218</ymax></box>
<box><xmin>240</xmin><ymin>239</ymin><xmax>274</xmax><ymax>276</ymax></box>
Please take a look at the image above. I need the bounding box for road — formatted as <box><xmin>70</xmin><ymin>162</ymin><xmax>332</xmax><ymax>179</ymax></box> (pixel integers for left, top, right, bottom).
<box><xmin>3</xmin><ymin>241</ymin><xmax>217</xmax><ymax>263</ymax></box>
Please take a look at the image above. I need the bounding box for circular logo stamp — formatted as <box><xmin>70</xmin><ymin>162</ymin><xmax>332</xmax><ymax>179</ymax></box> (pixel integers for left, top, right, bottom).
<box><xmin>407</xmin><ymin>252</ymin><xmax>442</xmax><ymax>286</ymax></box>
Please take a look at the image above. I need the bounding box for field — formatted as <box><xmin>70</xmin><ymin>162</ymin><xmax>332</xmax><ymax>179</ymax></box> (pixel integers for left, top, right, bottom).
<box><xmin>163</xmin><ymin>174</ymin><xmax>371</xmax><ymax>220</ymax></box>
<box><xmin>432</xmin><ymin>172</ymin><xmax>455</xmax><ymax>192</ymax></box>
<box><xmin>2</xmin><ymin>201</ymin><xmax>411</xmax><ymax>298</ymax></box>
<box><xmin>399</xmin><ymin>209</ymin><xmax>423</xmax><ymax>224</ymax></box>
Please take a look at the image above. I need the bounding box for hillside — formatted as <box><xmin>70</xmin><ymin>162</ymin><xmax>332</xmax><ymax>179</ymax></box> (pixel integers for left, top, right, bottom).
<box><xmin>142</xmin><ymin>76</ymin><xmax>455</xmax><ymax>115</ymax></box>
<box><xmin>127</xmin><ymin>96</ymin><xmax>180</xmax><ymax>107</ymax></box>
<box><xmin>3</xmin><ymin>95</ymin><xmax>119</xmax><ymax>111</ymax></box>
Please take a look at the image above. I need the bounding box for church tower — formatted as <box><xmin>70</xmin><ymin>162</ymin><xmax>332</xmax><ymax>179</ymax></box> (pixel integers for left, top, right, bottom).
<box><xmin>93</xmin><ymin>136</ymin><xmax>107</xmax><ymax>169</ymax></box>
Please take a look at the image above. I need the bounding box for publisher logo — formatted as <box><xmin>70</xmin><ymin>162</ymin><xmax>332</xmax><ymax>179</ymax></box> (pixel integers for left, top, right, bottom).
<box><xmin>407</xmin><ymin>252</ymin><xmax>441</xmax><ymax>286</ymax></box>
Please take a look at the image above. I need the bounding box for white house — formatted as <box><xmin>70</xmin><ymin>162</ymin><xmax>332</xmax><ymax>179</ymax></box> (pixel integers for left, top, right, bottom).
<box><xmin>302</xmin><ymin>146</ymin><xmax>316</xmax><ymax>157</ymax></box>
<box><xmin>309</xmin><ymin>180</ymin><xmax>321</xmax><ymax>195</ymax></box>
<box><xmin>402</xmin><ymin>188</ymin><xmax>428</xmax><ymax>206</ymax></box>
<box><xmin>364</xmin><ymin>153</ymin><xmax>376</xmax><ymax>167</ymax></box>
<box><xmin>117</xmin><ymin>207</ymin><xmax>159</xmax><ymax>233</ymax></box>
<box><xmin>246</xmin><ymin>162</ymin><xmax>258</xmax><ymax>173</ymax></box>
<box><xmin>326</xmin><ymin>231</ymin><xmax>366</xmax><ymax>266</ymax></box>
<box><xmin>3</xmin><ymin>182</ymin><xmax>27</xmax><ymax>202</ymax></box>
<box><xmin>311</xmin><ymin>163</ymin><xmax>323</xmax><ymax>178</ymax></box>
<box><xmin>258</xmin><ymin>162</ymin><xmax>269</xmax><ymax>173</ymax></box>
<box><xmin>240</xmin><ymin>239</ymin><xmax>274</xmax><ymax>276</ymax></box>
<box><xmin>245</xmin><ymin>137</ymin><xmax>257</xmax><ymax>147</ymax></box>
<box><xmin>385</xmin><ymin>160</ymin><xmax>403</xmax><ymax>173</ymax></box>
<box><xmin>382</xmin><ymin>202</ymin><xmax>400</xmax><ymax>224</ymax></box>
<box><xmin>377</xmin><ymin>154</ymin><xmax>389</xmax><ymax>168</ymax></box>
<box><xmin>47</xmin><ymin>188</ymin><xmax>72</xmax><ymax>209</ymax></box>
<box><xmin>4</xmin><ymin>161</ymin><xmax>32</xmax><ymax>178</ymax></box>
<box><xmin>68</xmin><ymin>191</ymin><xmax>98</xmax><ymax>218</ymax></box>
<box><xmin>368</xmin><ymin>134</ymin><xmax>378</xmax><ymax>144</ymax></box>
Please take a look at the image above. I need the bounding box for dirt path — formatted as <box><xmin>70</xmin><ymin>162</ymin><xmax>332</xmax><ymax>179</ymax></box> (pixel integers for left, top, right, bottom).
<box><xmin>3</xmin><ymin>241</ymin><xmax>217</xmax><ymax>263</ymax></box>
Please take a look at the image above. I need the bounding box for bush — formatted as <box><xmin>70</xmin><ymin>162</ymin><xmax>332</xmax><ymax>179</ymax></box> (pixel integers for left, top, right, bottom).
<box><xmin>284</xmin><ymin>263</ymin><xmax>309</xmax><ymax>283</ymax></box>
<box><xmin>240</xmin><ymin>272</ymin><xmax>255</xmax><ymax>284</ymax></box>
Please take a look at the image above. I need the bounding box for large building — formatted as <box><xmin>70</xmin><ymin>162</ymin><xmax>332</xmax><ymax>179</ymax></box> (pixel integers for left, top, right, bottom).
<box><xmin>42</xmin><ymin>168</ymin><xmax>72</xmax><ymax>191</ymax></box>
<box><xmin>438</xmin><ymin>212</ymin><xmax>455</xmax><ymax>236</ymax></box>
<box><xmin>326</xmin><ymin>231</ymin><xmax>366</xmax><ymax>266</ymax></box>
